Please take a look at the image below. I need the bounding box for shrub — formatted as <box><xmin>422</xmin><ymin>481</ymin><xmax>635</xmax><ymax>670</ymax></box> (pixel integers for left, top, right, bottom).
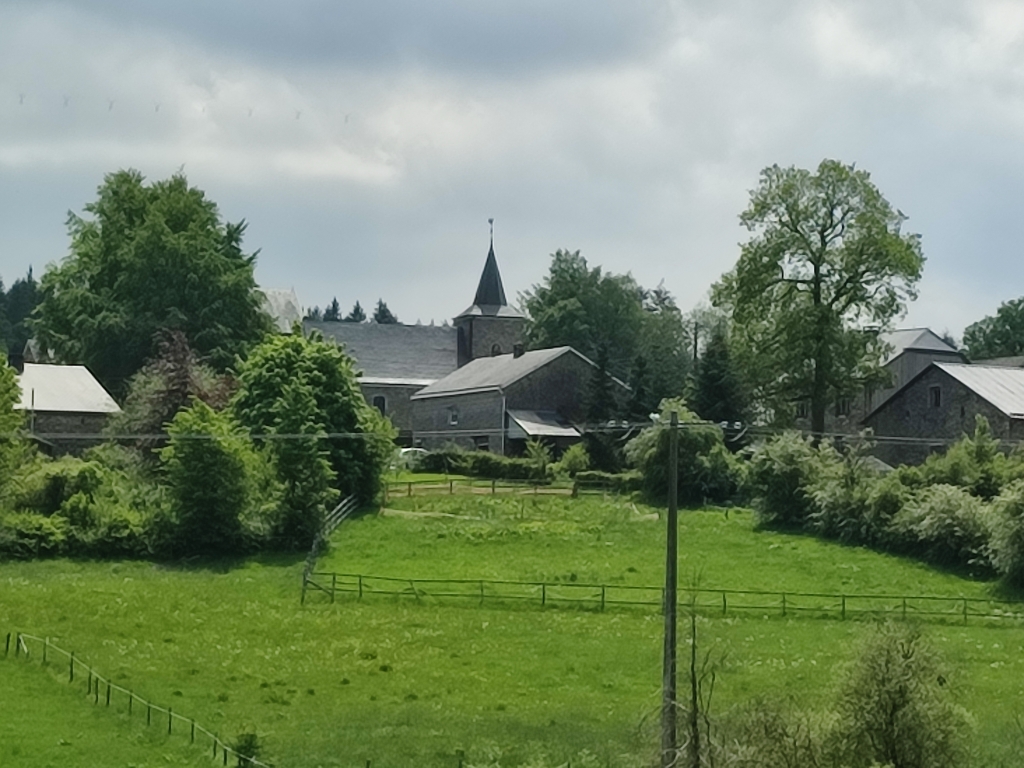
<box><xmin>889</xmin><ymin>484</ymin><xmax>995</xmax><ymax>569</ymax></box>
<box><xmin>989</xmin><ymin>480</ymin><xmax>1024</xmax><ymax>587</ymax></box>
<box><xmin>552</xmin><ymin>443</ymin><xmax>590</xmax><ymax>478</ymax></box>
<box><xmin>744</xmin><ymin>432</ymin><xmax>828</xmax><ymax>527</ymax></box>
<box><xmin>825</xmin><ymin>623</ymin><xmax>971</xmax><ymax>768</ymax></box>
<box><xmin>573</xmin><ymin>470</ymin><xmax>643</xmax><ymax>493</ymax></box>
<box><xmin>5</xmin><ymin>457</ymin><xmax>106</xmax><ymax>515</ymax></box>
<box><xmin>160</xmin><ymin>401</ymin><xmax>254</xmax><ymax>556</ymax></box>
<box><xmin>416</xmin><ymin>448</ymin><xmax>545</xmax><ymax>481</ymax></box>
<box><xmin>807</xmin><ymin>440</ymin><xmax>893</xmax><ymax>544</ymax></box>
<box><xmin>0</xmin><ymin>512</ymin><xmax>68</xmax><ymax>559</ymax></box>
<box><xmin>624</xmin><ymin>398</ymin><xmax>741</xmax><ymax>506</ymax></box>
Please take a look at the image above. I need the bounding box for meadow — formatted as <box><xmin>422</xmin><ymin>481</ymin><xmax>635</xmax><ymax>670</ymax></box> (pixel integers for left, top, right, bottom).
<box><xmin>2</xmin><ymin>493</ymin><xmax>1024</xmax><ymax>767</ymax></box>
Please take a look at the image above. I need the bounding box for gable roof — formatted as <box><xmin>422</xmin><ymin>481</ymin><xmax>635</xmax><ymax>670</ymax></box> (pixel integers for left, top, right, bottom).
<box><xmin>456</xmin><ymin>244</ymin><xmax>525</xmax><ymax>319</ymax></box>
<box><xmin>881</xmin><ymin>328</ymin><xmax>960</xmax><ymax>364</ymax></box>
<box><xmin>304</xmin><ymin>320</ymin><xmax>457</xmax><ymax>382</ymax></box>
<box><xmin>15</xmin><ymin>364</ymin><xmax>121</xmax><ymax>414</ymax></box>
<box><xmin>933</xmin><ymin>363</ymin><xmax>1024</xmax><ymax>419</ymax></box>
<box><xmin>412</xmin><ymin>346</ymin><xmax>580</xmax><ymax>399</ymax></box>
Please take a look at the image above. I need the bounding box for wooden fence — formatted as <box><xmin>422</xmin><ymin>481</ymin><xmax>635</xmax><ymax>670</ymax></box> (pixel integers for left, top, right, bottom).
<box><xmin>3</xmin><ymin>631</ymin><xmax>271</xmax><ymax>767</ymax></box>
<box><xmin>303</xmin><ymin>572</ymin><xmax>1024</xmax><ymax>626</ymax></box>
<box><xmin>382</xmin><ymin>477</ymin><xmax>626</xmax><ymax>501</ymax></box>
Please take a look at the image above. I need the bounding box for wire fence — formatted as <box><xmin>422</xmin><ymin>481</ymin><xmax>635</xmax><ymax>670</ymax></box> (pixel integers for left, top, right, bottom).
<box><xmin>2</xmin><ymin>631</ymin><xmax>272</xmax><ymax>767</ymax></box>
<box><xmin>303</xmin><ymin>572</ymin><xmax>1024</xmax><ymax>626</ymax></box>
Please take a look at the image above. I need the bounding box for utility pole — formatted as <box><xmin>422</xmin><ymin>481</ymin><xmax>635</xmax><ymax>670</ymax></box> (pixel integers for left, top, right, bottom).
<box><xmin>661</xmin><ymin>410</ymin><xmax>680</xmax><ymax>767</ymax></box>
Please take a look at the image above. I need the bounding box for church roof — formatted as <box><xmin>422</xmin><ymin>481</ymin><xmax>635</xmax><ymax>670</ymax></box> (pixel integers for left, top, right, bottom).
<box><xmin>456</xmin><ymin>243</ymin><xmax>525</xmax><ymax>319</ymax></box>
<box><xmin>304</xmin><ymin>321</ymin><xmax>457</xmax><ymax>383</ymax></box>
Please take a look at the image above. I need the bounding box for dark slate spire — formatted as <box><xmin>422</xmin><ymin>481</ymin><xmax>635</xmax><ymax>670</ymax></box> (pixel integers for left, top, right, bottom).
<box><xmin>473</xmin><ymin>242</ymin><xmax>507</xmax><ymax>307</ymax></box>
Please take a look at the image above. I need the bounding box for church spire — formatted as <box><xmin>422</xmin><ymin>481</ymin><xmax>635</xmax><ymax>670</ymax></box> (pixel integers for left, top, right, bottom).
<box><xmin>474</xmin><ymin>220</ymin><xmax>507</xmax><ymax>308</ymax></box>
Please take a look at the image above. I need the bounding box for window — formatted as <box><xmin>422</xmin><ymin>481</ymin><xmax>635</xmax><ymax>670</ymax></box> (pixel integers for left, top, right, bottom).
<box><xmin>474</xmin><ymin>435</ymin><xmax>490</xmax><ymax>451</ymax></box>
<box><xmin>372</xmin><ymin>395</ymin><xmax>386</xmax><ymax>416</ymax></box>
<box><xmin>929</xmin><ymin>386</ymin><xmax>941</xmax><ymax>408</ymax></box>
<box><xmin>835</xmin><ymin>397</ymin><xmax>852</xmax><ymax>417</ymax></box>
<box><xmin>491</xmin><ymin>343</ymin><xmax>502</xmax><ymax>356</ymax></box>
<box><xmin>448</xmin><ymin>408</ymin><xmax>459</xmax><ymax>426</ymax></box>
<box><xmin>795</xmin><ymin>400</ymin><xmax>810</xmax><ymax>419</ymax></box>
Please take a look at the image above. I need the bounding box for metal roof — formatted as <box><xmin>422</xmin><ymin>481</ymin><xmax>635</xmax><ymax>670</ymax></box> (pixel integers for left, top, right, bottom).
<box><xmin>411</xmin><ymin>347</ymin><xmax>576</xmax><ymax>399</ymax></box>
<box><xmin>305</xmin><ymin>321</ymin><xmax>458</xmax><ymax>382</ymax></box>
<box><xmin>507</xmin><ymin>409</ymin><xmax>580</xmax><ymax>439</ymax></box>
<box><xmin>16</xmin><ymin>364</ymin><xmax>121</xmax><ymax>414</ymax></box>
<box><xmin>936</xmin><ymin>363</ymin><xmax>1024</xmax><ymax>418</ymax></box>
<box><xmin>882</xmin><ymin>328</ymin><xmax>960</xmax><ymax>364</ymax></box>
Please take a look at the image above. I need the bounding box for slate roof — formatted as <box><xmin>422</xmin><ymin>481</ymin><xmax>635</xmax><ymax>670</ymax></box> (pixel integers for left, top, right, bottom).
<box><xmin>881</xmin><ymin>328</ymin><xmax>961</xmax><ymax>364</ymax></box>
<box><xmin>15</xmin><ymin>364</ymin><xmax>121</xmax><ymax>414</ymax></box>
<box><xmin>304</xmin><ymin>321</ymin><xmax>458</xmax><ymax>382</ymax></box>
<box><xmin>261</xmin><ymin>288</ymin><xmax>303</xmax><ymax>333</ymax></box>
<box><xmin>456</xmin><ymin>244</ymin><xmax>525</xmax><ymax>319</ymax></box>
<box><xmin>411</xmin><ymin>347</ymin><xmax>575</xmax><ymax>398</ymax></box>
<box><xmin>934</xmin><ymin>363</ymin><xmax>1024</xmax><ymax>418</ymax></box>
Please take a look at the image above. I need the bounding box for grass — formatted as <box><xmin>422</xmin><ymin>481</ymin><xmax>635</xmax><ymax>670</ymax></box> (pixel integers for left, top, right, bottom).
<box><xmin>2</xmin><ymin>495</ymin><xmax>1024</xmax><ymax>766</ymax></box>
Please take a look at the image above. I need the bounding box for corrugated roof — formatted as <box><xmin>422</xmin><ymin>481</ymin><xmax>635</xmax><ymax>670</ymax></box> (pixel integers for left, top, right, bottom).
<box><xmin>261</xmin><ymin>288</ymin><xmax>303</xmax><ymax>333</ymax></box>
<box><xmin>411</xmin><ymin>347</ymin><xmax>575</xmax><ymax>399</ymax></box>
<box><xmin>882</xmin><ymin>328</ymin><xmax>959</xmax><ymax>364</ymax></box>
<box><xmin>16</xmin><ymin>364</ymin><xmax>121</xmax><ymax>414</ymax></box>
<box><xmin>507</xmin><ymin>409</ymin><xmax>580</xmax><ymax>438</ymax></box>
<box><xmin>936</xmin><ymin>363</ymin><xmax>1024</xmax><ymax>418</ymax></box>
<box><xmin>305</xmin><ymin>321</ymin><xmax>457</xmax><ymax>382</ymax></box>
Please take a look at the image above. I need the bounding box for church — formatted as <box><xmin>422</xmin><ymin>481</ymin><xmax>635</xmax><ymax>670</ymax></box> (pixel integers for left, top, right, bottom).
<box><xmin>305</xmin><ymin>240</ymin><xmax>627</xmax><ymax>455</ymax></box>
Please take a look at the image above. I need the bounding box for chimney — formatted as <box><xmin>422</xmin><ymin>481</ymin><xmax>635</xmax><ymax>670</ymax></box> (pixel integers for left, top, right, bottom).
<box><xmin>513</xmin><ymin>343</ymin><xmax>525</xmax><ymax>358</ymax></box>
<box><xmin>7</xmin><ymin>351</ymin><xmax>24</xmax><ymax>375</ymax></box>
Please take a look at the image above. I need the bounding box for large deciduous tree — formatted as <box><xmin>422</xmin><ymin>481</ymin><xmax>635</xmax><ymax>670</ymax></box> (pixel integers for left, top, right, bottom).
<box><xmin>712</xmin><ymin>160</ymin><xmax>924</xmax><ymax>435</ymax></box>
<box><xmin>962</xmin><ymin>297</ymin><xmax>1024</xmax><ymax>360</ymax></box>
<box><xmin>32</xmin><ymin>170</ymin><xmax>274</xmax><ymax>395</ymax></box>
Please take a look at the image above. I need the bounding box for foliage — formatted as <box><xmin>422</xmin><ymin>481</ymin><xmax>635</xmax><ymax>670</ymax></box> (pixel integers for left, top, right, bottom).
<box><xmin>572</xmin><ymin>470</ymin><xmax>643</xmax><ymax>493</ymax></box>
<box><xmin>691</xmin><ymin>325</ymin><xmax>747</xmax><ymax>425</ymax></box>
<box><xmin>635</xmin><ymin>290</ymin><xmax>691</xmax><ymax>412</ymax></box>
<box><xmin>345</xmin><ymin>300</ymin><xmax>367</xmax><ymax>322</ymax></box>
<box><xmin>963</xmin><ymin>296</ymin><xmax>1024</xmax><ymax>360</ymax></box>
<box><xmin>624</xmin><ymin>398</ymin><xmax>741</xmax><ymax>505</ymax></box>
<box><xmin>585</xmin><ymin>345</ymin><xmax>616</xmax><ymax>422</ymax></box>
<box><xmin>372</xmin><ymin>299</ymin><xmax>398</xmax><ymax>324</ymax></box>
<box><xmin>806</xmin><ymin>440</ymin><xmax>896</xmax><ymax>544</ymax></box>
<box><xmin>0</xmin><ymin>511</ymin><xmax>69</xmax><ymax>558</ymax></box>
<box><xmin>522</xmin><ymin>249</ymin><xmax>646</xmax><ymax>378</ymax></box>
<box><xmin>744</xmin><ymin>432</ymin><xmax>824</xmax><ymax>527</ymax></box>
<box><xmin>323</xmin><ymin>297</ymin><xmax>341</xmax><ymax>322</ymax></box>
<box><xmin>417</xmin><ymin>448</ymin><xmax>546</xmax><ymax>481</ymax></box>
<box><xmin>989</xmin><ymin>480</ymin><xmax>1024</xmax><ymax>587</ymax></box>
<box><xmin>32</xmin><ymin>169</ymin><xmax>273</xmax><ymax>395</ymax></box>
<box><xmin>551</xmin><ymin>443</ymin><xmax>590</xmax><ymax>478</ymax></box>
<box><xmin>0</xmin><ymin>363</ymin><xmax>28</xmax><ymax>489</ymax></box>
<box><xmin>889</xmin><ymin>485</ymin><xmax>994</xmax><ymax>569</ymax></box>
<box><xmin>0</xmin><ymin>267</ymin><xmax>40</xmax><ymax>355</ymax></box>
<box><xmin>825</xmin><ymin>623</ymin><xmax>971</xmax><ymax>768</ymax></box>
<box><xmin>160</xmin><ymin>400</ymin><xmax>253</xmax><ymax>556</ymax></box>
<box><xmin>524</xmin><ymin>438</ymin><xmax>552</xmax><ymax>476</ymax></box>
<box><xmin>713</xmin><ymin>159</ymin><xmax>925</xmax><ymax>433</ymax></box>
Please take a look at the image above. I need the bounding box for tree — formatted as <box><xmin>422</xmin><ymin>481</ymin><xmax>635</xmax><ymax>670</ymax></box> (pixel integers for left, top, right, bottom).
<box><xmin>344</xmin><ymin>301</ymin><xmax>366</xmax><ymax>323</ymax></box>
<box><xmin>232</xmin><ymin>330</ymin><xmax>395</xmax><ymax>506</ymax></box>
<box><xmin>692</xmin><ymin>326</ymin><xmax>747</xmax><ymax>424</ymax></box>
<box><xmin>32</xmin><ymin>170</ymin><xmax>274</xmax><ymax>396</ymax></box>
<box><xmin>637</xmin><ymin>295</ymin><xmax>691</xmax><ymax>408</ymax></box>
<box><xmin>160</xmin><ymin>401</ymin><xmax>251</xmax><ymax>556</ymax></box>
<box><xmin>304</xmin><ymin>306</ymin><xmax>323</xmax><ymax>322</ymax></box>
<box><xmin>522</xmin><ymin>249</ymin><xmax>646</xmax><ymax>377</ymax></box>
<box><xmin>963</xmin><ymin>297</ymin><xmax>1024</xmax><ymax>360</ymax></box>
<box><xmin>0</xmin><ymin>363</ymin><xmax>27</xmax><ymax>489</ymax></box>
<box><xmin>585</xmin><ymin>345</ymin><xmax>615</xmax><ymax>423</ymax></box>
<box><xmin>323</xmin><ymin>297</ymin><xmax>341</xmax><ymax>322</ymax></box>
<box><xmin>0</xmin><ymin>268</ymin><xmax>40</xmax><ymax>355</ymax></box>
<box><xmin>372</xmin><ymin>299</ymin><xmax>398</xmax><ymax>324</ymax></box>
<box><xmin>713</xmin><ymin>160</ymin><xmax>924</xmax><ymax>435</ymax></box>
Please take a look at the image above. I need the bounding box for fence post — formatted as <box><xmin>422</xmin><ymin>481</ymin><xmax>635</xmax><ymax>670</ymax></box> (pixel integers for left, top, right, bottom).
<box><xmin>128</xmin><ymin>691</ymin><xmax>133</xmax><ymax>715</ymax></box>
<box><xmin>69</xmin><ymin>652</ymin><xmax>74</xmax><ymax>682</ymax></box>
<box><xmin>407</xmin><ymin>481</ymin><xmax>412</xmax><ymax>497</ymax></box>
<box><xmin>4</xmin><ymin>632</ymin><xmax>9</xmax><ymax>656</ymax></box>
<box><xmin>106</xmin><ymin>681</ymin><xmax>111</xmax><ymax>706</ymax></box>
<box><xmin>331</xmin><ymin>573</ymin><xmax>337</xmax><ymax>604</ymax></box>
<box><xmin>213</xmin><ymin>735</ymin><xmax>218</xmax><ymax>758</ymax></box>
<box><xmin>191</xmin><ymin>719</ymin><xmax>196</xmax><ymax>743</ymax></box>
<box><xmin>479</xmin><ymin>580</ymin><xmax>484</xmax><ymax>605</ymax></box>
<box><xmin>963</xmin><ymin>599</ymin><xmax>968</xmax><ymax>625</ymax></box>
<box><xmin>902</xmin><ymin>597</ymin><xmax>907</xmax><ymax>620</ymax></box>
<box><xmin>358</xmin><ymin>574</ymin><xmax>364</xmax><ymax>600</ymax></box>
<box><xmin>782</xmin><ymin>593</ymin><xmax>787</xmax><ymax>617</ymax></box>
<box><xmin>14</xmin><ymin>633</ymin><xmax>20</xmax><ymax>658</ymax></box>
<box><xmin>43</xmin><ymin>637</ymin><xmax>48</xmax><ymax>664</ymax></box>
<box><xmin>841</xmin><ymin>595</ymin><xmax>846</xmax><ymax>621</ymax></box>
<box><xmin>147</xmin><ymin>703</ymin><xmax>151</xmax><ymax>726</ymax></box>
<box><xmin>450</xmin><ymin>480</ymin><xmax>454</xmax><ymax>494</ymax></box>
<box><xmin>168</xmin><ymin>707</ymin><xmax>173</xmax><ymax>734</ymax></box>
<box><xmin>722</xmin><ymin>592</ymin><xmax>727</xmax><ymax>616</ymax></box>
<box><xmin>491</xmin><ymin>479</ymin><xmax>496</xmax><ymax>495</ymax></box>
<box><xmin>94</xmin><ymin>678</ymin><xmax>99</xmax><ymax>704</ymax></box>
<box><xmin>601</xmin><ymin>586</ymin><xmax>606</xmax><ymax>612</ymax></box>
<box><xmin>87</xmin><ymin>670</ymin><xmax>91</xmax><ymax>693</ymax></box>
<box><xmin>542</xmin><ymin>583</ymin><xmax>546</xmax><ymax>606</ymax></box>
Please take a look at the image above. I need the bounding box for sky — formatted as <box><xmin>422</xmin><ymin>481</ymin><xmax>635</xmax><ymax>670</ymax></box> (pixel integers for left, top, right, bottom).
<box><xmin>2</xmin><ymin>0</ymin><xmax>1024</xmax><ymax>339</ymax></box>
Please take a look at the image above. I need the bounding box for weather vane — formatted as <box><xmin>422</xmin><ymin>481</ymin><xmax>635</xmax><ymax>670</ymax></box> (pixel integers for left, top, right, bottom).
<box><xmin>488</xmin><ymin>218</ymin><xmax>494</xmax><ymax>246</ymax></box>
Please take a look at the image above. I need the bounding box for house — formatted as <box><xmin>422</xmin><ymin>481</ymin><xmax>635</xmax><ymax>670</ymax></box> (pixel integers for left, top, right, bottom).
<box><xmin>863</xmin><ymin>363</ymin><xmax>1024</xmax><ymax>465</ymax></box>
<box><xmin>13</xmin><ymin>361</ymin><xmax>121</xmax><ymax>455</ymax></box>
<box><xmin>410</xmin><ymin>346</ymin><xmax>629</xmax><ymax>454</ymax></box>
<box><xmin>794</xmin><ymin>327</ymin><xmax>965</xmax><ymax>435</ymax></box>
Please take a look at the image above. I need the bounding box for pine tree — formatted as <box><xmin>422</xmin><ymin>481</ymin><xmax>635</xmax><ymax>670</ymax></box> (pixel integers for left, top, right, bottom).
<box><xmin>323</xmin><ymin>297</ymin><xmax>341</xmax><ymax>321</ymax></box>
<box><xmin>627</xmin><ymin>353</ymin><xmax>653</xmax><ymax>420</ymax></box>
<box><xmin>586</xmin><ymin>345</ymin><xmax>615</xmax><ymax>423</ymax></box>
<box><xmin>692</xmin><ymin>327</ymin><xmax>747</xmax><ymax>424</ymax></box>
<box><xmin>372</xmin><ymin>299</ymin><xmax>398</xmax><ymax>324</ymax></box>
<box><xmin>344</xmin><ymin>301</ymin><xmax>366</xmax><ymax>323</ymax></box>
<box><xmin>304</xmin><ymin>306</ymin><xmax>323</xmax><ymax>321</ymax></box>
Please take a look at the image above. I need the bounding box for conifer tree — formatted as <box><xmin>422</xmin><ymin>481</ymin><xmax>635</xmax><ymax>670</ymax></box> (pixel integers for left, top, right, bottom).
<box><xmin>323</xmin><ymin>297</ymin><xmax>341</xmax><ymax>321</ymax></box>
<box><xmin>693</xmin><ymin>327</ymin><xmax>747</xmax><ymax>424</ymax></box>
<box><xmin>372</xmin><ymin>299</ymin><xmax>398</xmax><ymax>324</ymax></box>
<box><xmin>344</xmin><ymin>301</ymin><xmax>366</xmax><ymax>323</ymax></box>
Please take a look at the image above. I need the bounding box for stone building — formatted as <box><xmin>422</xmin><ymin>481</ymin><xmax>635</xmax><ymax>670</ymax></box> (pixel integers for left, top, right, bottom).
<box><xmin>863</xmin><ymin>363</ymin><xmax>1024</xmax><ymax>465</ymax></box>
<box><xmin>410</xmin><ymin>346</ymin><xmax>628</xmax><ymax>454</ymax></box>
<box><xmin>14</xmin><ymin>362</ymin><xmax>121</xmax><ymax>455</ymax></box>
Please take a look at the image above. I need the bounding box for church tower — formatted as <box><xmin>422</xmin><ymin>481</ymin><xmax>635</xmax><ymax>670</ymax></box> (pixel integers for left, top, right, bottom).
<box><xmin>454</xmin><ymin>230</ymin><xmax>526</xmax><ymax>368</ymax></box>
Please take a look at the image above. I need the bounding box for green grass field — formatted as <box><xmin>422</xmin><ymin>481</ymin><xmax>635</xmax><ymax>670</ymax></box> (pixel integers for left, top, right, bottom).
<box><xmin>2</xmin><ymin>495</ymin><xmax>1024</xmax><ymax>767</ymax></box>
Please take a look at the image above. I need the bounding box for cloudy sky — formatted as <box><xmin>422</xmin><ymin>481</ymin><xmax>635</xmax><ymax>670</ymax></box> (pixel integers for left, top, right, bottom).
<box><xmin>2</xmin><ymin>1</ymin><xmax>1024</xmax><ymax>337</ymax></box>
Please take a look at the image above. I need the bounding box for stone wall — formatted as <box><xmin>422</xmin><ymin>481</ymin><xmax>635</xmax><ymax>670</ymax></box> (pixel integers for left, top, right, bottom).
<box><xmin>454</xmin><ymin>315</ymin><xmax>526</xmax><ymax>366</ymax></box>
<box><xmin>411</xmin><ymin>390</ymin><xmax>504</xmax><ymax>452</ymax></box>
<box><xmin>358</xmin><ymin>382</ymin><xmax>423</xmax><ymax>442</ymax></box>
<box><xmin>30</xmin><ymin>411</ymin><xmax>111</xmax><ymax>456</ymax></box>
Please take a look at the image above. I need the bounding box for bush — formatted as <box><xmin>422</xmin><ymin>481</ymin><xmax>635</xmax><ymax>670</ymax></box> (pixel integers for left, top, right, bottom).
<box><xmin>989</xmin><ymin>480</ymin><xmax>1024</xmax><ymax>587</ymax></box>
<box><xmin>551</xmin><ymin>443</ymin><xmax>590</xmax><ymax>478</ymax></box>
<box><xmin>825</xmin><ymin>623</ymin><xmax>971</xmax><ymax>768</ymax></box>
<box><xmin>889</xmin><ymin>484</ymin><xmax>995</xmax><ymax>569</ymax></box>
<box><xmin>0</xmin><ymin>512</ymin><xmax>68</xmax><ymax>559</ymax></box>
<box><xmin>5</xmin><ymin>457</ymin><xmax>106</xmax><ymax>516</ymax></box>
<box><xmin>744</xmin><ymin>432</ymin><xmax>826</xmax><ymax>527</ymax></box>
<box><xmin>573</xmin><ymin>470</ymin><xmax>643</xmax><ymax>493</ymax></box>
<box><xmin>807</xmin><ymin>440</ymin><xmax>894</xmax><ymax>545</ymax></box>
<box><xmin>624</xmin><ymin>398</ymin><xmax>741</xmax><ymax>506</ymax></box>
<box><xmin>417</xmin><ymin>448</ymin><xmax>545</xmax><ymax>482</ymax></box>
